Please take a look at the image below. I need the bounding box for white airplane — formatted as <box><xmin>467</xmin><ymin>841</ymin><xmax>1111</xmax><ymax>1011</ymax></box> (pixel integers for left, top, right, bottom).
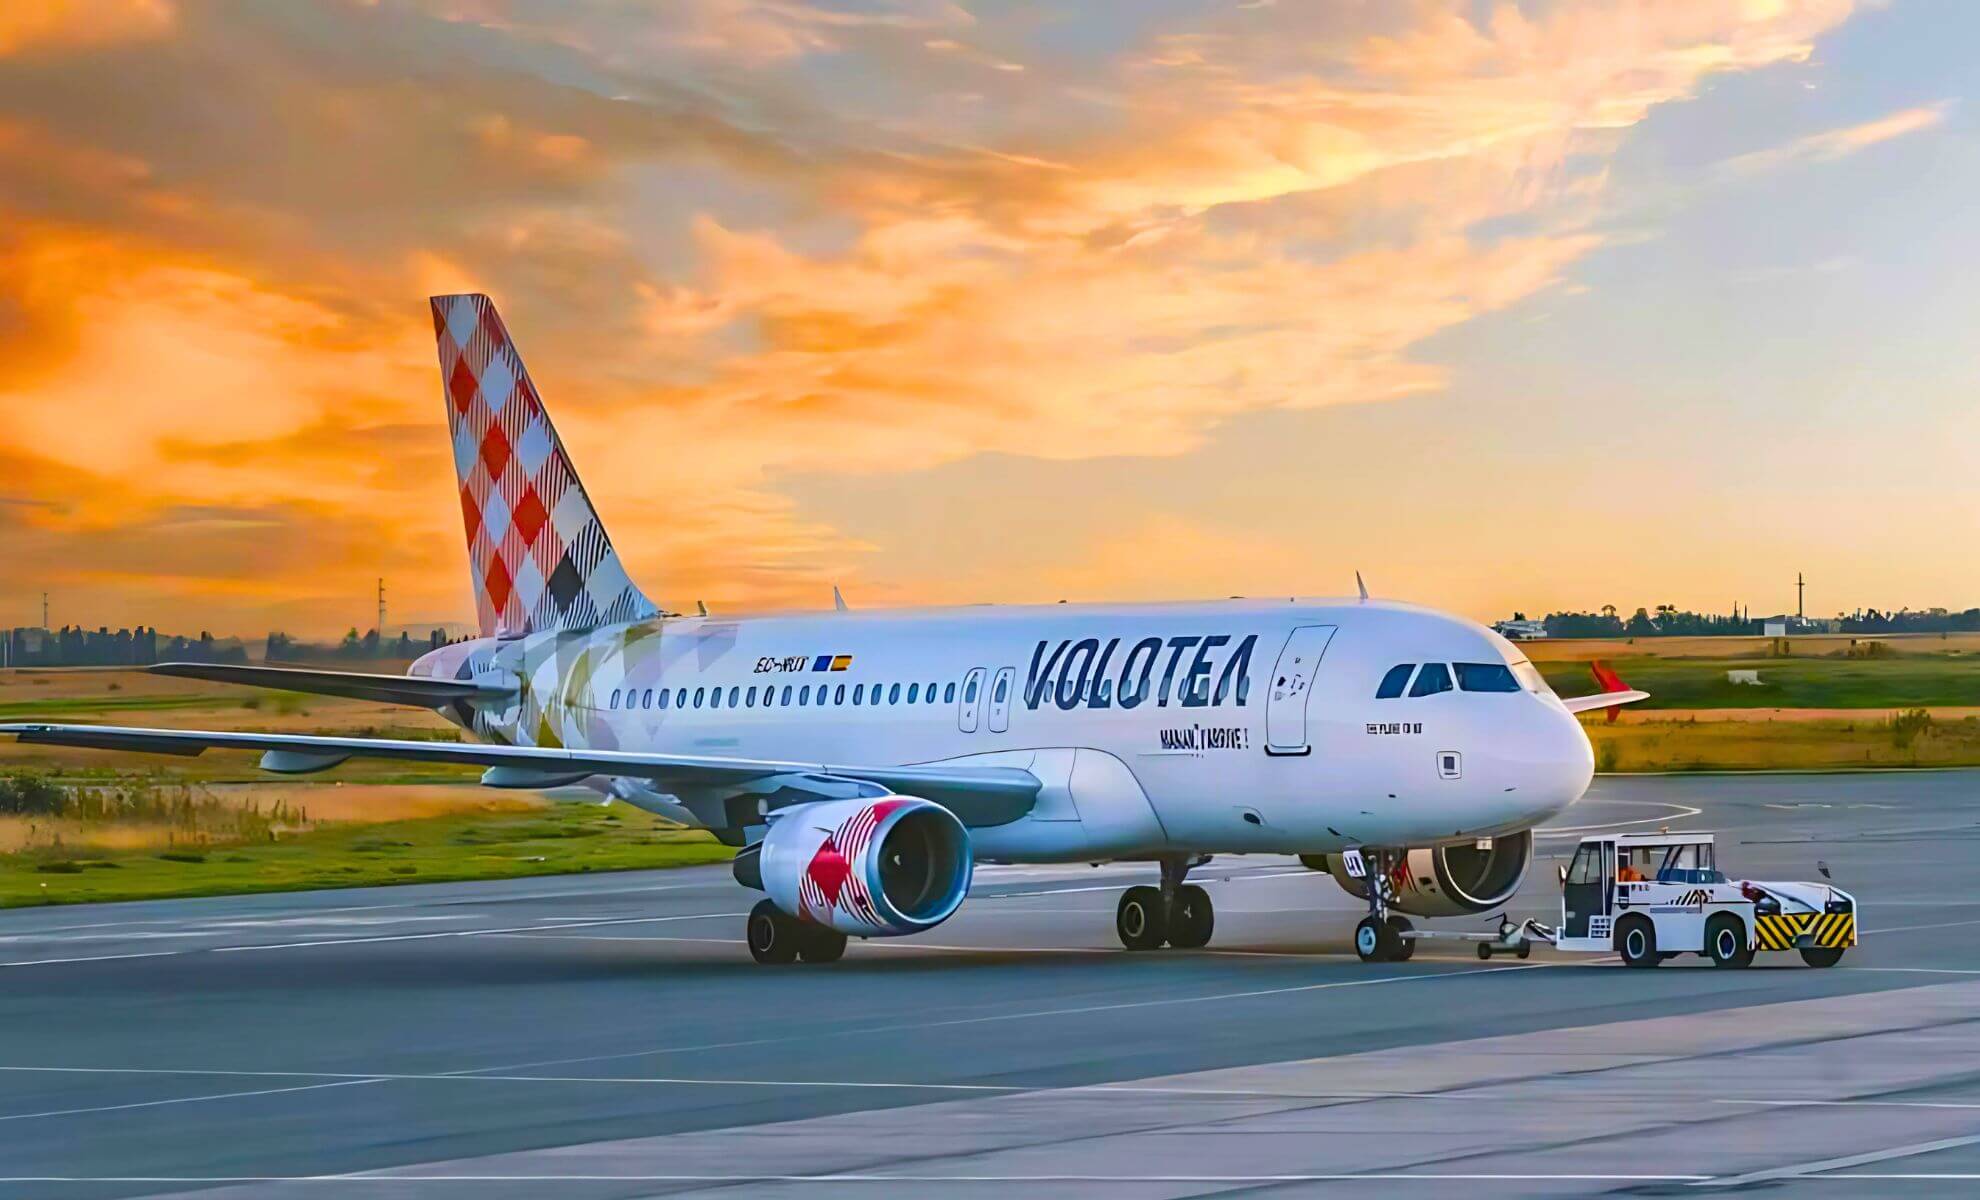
<box><xmin>1</xmin><ymin>295</ymin><xmax>1647</xmax><ymax>964</ymax></box>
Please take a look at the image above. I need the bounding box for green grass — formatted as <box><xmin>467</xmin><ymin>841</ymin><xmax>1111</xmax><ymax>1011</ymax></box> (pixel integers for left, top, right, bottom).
<box><xmin>0</xmin><ymin>803</ymin><xmax>734</xmax><ymax>907</ymax></box>
<box><xmin>0</xmin><ymin>694</ymin><xmax>257</xmax><ymax>718</ymax></box>
<box><xmin>1585</xmin><ymin>712</ymin><xmax>1980</xmax><ymax>772</ymax></box>
<box><xmin>1544</xmin><ymin>654</ymin><xmax>1980</xmax><ymax>710</ymax></box>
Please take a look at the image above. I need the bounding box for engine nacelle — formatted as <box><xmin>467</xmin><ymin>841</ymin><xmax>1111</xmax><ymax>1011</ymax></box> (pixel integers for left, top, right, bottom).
<box><xmin>759</xmin><ymin>796</ymin><xmax>971</xmax><ymax>936</ymax></box>
<box><xmin>1321</xmin><ymin>831</ymin><xmax>1532</xmax><ymax>918</ymax></box>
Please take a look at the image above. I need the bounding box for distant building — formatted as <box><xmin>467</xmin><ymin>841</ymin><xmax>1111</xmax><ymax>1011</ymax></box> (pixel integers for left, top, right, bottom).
<box><xmin>1493</xmin><ymin>618</ymin><xmax>1549</xmax><ymax>641</ymax></box>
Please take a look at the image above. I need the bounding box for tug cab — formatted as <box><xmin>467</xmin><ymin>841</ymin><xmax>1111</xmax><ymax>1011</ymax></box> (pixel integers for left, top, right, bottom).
<box><xmin>1554</xmin><ymin>832</ymin><xmax>1855</xmax><ymax>968</ymax></box>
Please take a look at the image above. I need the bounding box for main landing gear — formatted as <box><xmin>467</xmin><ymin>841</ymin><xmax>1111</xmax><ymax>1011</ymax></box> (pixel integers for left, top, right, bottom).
<box><xmin>1116</xmin><ymin>855</ymin><xmax>1214</xmax><ymax>950</ymax></box>
<box><xmin>746</xmin><ymin>899</ymin><xmax>848</xmax><ymax>965</ymax></box>
<box><xmin>1353</xmin><ymin>848</ymin><xmax>1416</xmax><ymax>963</ymax></box>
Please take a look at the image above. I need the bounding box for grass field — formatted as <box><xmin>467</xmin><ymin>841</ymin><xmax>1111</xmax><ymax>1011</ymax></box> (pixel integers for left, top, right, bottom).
<box><xmin>0</xmin><ymin>800</ymin><xmax>732</xmax><ymax>908</ymax></box>
<box><xmin>1541</xmin><ymin>653</ymin><xmax>1979</xmax><ymax>710</ymax></box>
<box><xmin>1582</xmin><ymin>712</ymin><xmax>1980</xmax><ymax>773</ymax></box>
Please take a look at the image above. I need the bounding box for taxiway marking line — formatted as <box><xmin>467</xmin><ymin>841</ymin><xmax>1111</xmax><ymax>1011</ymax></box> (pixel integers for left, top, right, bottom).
<box><xmin>0</xmin><ymin>1078</ymin><xmax>384</xmax><ymax>1124</ymax></box>
<box><xmin>1698</xmin><ymin>1132</ymin><xmax>1980</xmax><ymax>1187</ymax></box>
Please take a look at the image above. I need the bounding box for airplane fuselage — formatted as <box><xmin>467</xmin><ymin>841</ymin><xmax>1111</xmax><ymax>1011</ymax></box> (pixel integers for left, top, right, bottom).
<box><xmin>411</xmin><ymin>596</ymin><xmax>1594</xmax><ymax>862</ymax></box>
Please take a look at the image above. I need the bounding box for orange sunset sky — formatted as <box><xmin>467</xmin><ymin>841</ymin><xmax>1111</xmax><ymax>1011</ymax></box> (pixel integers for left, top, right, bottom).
<box><xmin>1</xmin><ymin>1</ymin><xmax>1975</xmax><ymax>638</ymax></box>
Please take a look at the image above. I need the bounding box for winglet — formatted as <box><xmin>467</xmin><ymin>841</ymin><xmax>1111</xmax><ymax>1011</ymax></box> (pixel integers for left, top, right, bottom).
<box><xmin>1560</xmin><ymin>660</ymin><xmax>1646</xmax><ymax>722</ymax></box>
<box><xmin>1355</xmin><ymin>571</ymin><xmax>1369</xmax><ymax>602</ymax></box>
<box><xmin>833</xmin><ymin>585</ymin><xmax>848</xmax><ymax>612</ymax></box>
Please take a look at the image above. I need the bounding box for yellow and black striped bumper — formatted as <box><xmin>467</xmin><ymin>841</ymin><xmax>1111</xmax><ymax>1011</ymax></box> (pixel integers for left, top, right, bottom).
<box><xmin>1756</xmin><ymin>911</ymin><xmax>1855</xmax><ymax>952</ymax></box>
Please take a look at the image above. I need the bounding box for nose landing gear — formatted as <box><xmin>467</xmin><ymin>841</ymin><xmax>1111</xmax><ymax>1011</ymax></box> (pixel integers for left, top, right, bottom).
<box><xmin>1115</xmin><ymin>855</ymin><xmax>1214</xmax><ymax>950</ymax></box>
<box><xmin>1353</xmin><ymin>849</ymin><xmax>1415</xmax><ymax>963</ymax></box>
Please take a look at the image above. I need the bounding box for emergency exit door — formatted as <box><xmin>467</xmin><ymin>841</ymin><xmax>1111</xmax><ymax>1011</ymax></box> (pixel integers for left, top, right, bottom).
<box><xmin>1264</xmin><ymin>624</ymin><xmax>1336</xmax><ymax>755</ymax></box>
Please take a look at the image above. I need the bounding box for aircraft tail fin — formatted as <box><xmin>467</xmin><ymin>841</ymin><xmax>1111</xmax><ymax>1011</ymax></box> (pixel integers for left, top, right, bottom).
<box><xmin>430</xmin><ymin>293</ymin><xmax>658</xmax><ymax>639</ymax></box>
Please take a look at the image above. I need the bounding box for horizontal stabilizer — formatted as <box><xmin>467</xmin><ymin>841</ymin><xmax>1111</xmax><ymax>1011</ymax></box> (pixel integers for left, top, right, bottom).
<box><xmin>149</xmin><ymin>662</ymin><xmax>511</xmax><ymax>708</ymax></box>
<box><xmin>0</xmin><ymin>723</ymin><xmax>1040</xmax><ymax>827</ymax></box>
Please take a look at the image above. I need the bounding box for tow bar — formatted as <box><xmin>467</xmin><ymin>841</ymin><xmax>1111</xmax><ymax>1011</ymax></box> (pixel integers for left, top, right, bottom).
<box><xmin>1399</xmin><ymin>917</ymin><xmax>1556</xmax><ymax>960</ymax></box>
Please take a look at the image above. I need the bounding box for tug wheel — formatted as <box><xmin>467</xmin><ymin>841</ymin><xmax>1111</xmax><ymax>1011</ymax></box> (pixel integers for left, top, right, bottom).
<box><xmin>1800</xmin><ymin>946</ymin><xmax>1845</xmax><ymax>968</ymax></box>
<box><xmin>1617</xmin><ymin>915</ymin><xmax>1660</xmax><ymax>968</ymax></box>
<box><xmin>1706</xmin><ymin>914</ymin><xmax>1753</xmax><ymax>969</ymax></box>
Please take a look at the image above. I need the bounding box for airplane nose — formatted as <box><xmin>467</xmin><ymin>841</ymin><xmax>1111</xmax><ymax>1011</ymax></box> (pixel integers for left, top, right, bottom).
<box><xmin>1532</xmin><ymin>701</ymin><xmax>1594</xmax><ymax>818</ymax></box>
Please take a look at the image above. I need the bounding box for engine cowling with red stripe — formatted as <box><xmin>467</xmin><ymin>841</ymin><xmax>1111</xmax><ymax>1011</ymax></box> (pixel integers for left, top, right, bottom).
<box><xmin>759</xmin><ymin>796</ymin><xmax>972</xmax><ymax>936</ymax></box>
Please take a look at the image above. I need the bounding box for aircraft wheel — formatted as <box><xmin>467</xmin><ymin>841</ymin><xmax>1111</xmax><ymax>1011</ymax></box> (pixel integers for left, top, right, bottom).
<box><xmin>747</xmin><ymin>899</ymin><xmax>799</xmax><ymax>964</ymax></box>
<box><xmin>1355</xmin><ymin>916</ymin><xmax>1400</xmax><ymax>963</ymax></box>
<box><xmin>1800</xmin><ymin>946</ymin><xmax>1846</xmax><ymax>968</ymax></box>
<box><xmin>1616</xmin><ymin>915</ymin><xmax>1660</xmax><ymax>968</ymax></box>
<box><xmin>1117</xmin><ymin>886</ymin><xmax>1167</xmax><ymax>950</ymax></box>
<box><xmin>798</xmin><ymin>924</ymin><xmax>848</xmax><ymax>964</ymax></box>
<box><xmin>1167</xmin><ymin>884</ymin><xmax>1214</xmax><ymax>949</ymax></box>
<box><xmin>1386</xmin><ymin>915</ymin><xmax>1415</xmax><ymax>961</ymax></box>
<box><xmin>1706</xmin><ymin>914</ymin><xmax>1753</xmax><ymax>969</ymax></box>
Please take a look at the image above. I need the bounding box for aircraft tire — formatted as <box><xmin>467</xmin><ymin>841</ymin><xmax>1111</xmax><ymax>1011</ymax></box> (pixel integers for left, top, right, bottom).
<box><xmin>747</xmin><ymin>899</ymin><xmax>800</xmax><ymax>965</ymax></box>
<box><xmin>1117</xmin><ymin>886</ymin><xmax>1167</xmax><ymax>950</ymax></box>
<box><xmin>798</xmin><ymin>924</ymin><xmax>848</xmax><ymax>963</ymax></box>
<box><xmin>1167</xmin><ymin>885</ymin><xmax>1214</xmax><ymax>949</ymax></box>
<box><xmin>1386</xmin><ymin>915</ymin><xmax>1415</xmax><ymax>961</ymax></box>
<box><xmin>1354</xmin><ymin>916</ymin><xmax>1398</xmax><ymax>963</ymax></box>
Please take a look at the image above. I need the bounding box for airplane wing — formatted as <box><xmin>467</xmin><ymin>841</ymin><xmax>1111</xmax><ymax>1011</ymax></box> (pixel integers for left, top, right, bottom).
<box><xmin>1559</xmin><ymin>689</ymin><xmax>1649</xmax><ymax>715</ymax></box>
<box><xmin>148</xmin><ymin>662</ymin><xmax>511</xmax><ymax>708</ymax></box>
<box><xmin>0</xmin><ymin>723</ymin><xmax>1040</xmax><ymax>827</ymax></box>
<box><xmin>1559</xmin><ymin>659</ymin><xmax>1648</xmax><ymax>716</ymax></box>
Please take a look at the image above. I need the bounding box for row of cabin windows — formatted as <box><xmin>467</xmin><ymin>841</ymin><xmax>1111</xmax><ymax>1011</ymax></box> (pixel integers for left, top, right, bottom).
<box><xmin>1374</xmin><ymin>661</ymin><xmax>1522</xmax><ymax>699</ymax></box>
<box><xmin>607</xmin><ymin>679</ymin><xmax>963</xmax><ymax>713</ymax></box>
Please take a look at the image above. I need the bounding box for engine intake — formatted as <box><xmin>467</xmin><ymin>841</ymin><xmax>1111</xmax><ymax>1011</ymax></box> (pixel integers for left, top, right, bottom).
<box><xmin>1322</xmin><ymin>830</ymin><xmax>1532</xmax><ymax>918</ymax></box>
<box><xmin>758</xmin><ymin>796</ymin><xmax>971</xmax><ymax>936</ymax></box>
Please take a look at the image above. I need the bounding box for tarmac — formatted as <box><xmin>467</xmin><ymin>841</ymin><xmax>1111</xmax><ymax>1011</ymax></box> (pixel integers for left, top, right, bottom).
<box><xmin>2</xmin><ymin>770</ymin><xmax>1978</xmax><ymax>1197</ymax></box>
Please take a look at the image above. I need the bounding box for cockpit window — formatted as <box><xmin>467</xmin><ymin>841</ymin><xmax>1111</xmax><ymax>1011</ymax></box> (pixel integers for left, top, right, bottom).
<box><xmin>1408</xmin><ymin>662</ymin><xmax>1453</xmax><ymax>697</ymax></box>
<box><xmin>1455</xmin><ymin>662</ymin><xmax>1521</xmax><ymax>693</ymax></box>
<box><xmin>1510</xmin><ymin>660</ymin><xmax>1551</xmax><ymax>694</ymax></box>
<box><xmin>1375</xmin><ymin>664</ymin><xmax>1415</xmax><ymax>699</ymax></box>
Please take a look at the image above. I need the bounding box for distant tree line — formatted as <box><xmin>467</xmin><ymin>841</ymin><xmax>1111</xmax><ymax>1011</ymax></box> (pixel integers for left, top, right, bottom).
<box><xmin>1508</xmin><ymin>606</ymin><xmax>1980</xmax><ymax>638</ymax></box>
<box><xmin>265</xmin><ymin>628</ymin><xmax>449</xmax><ymax>663</ymax></box>
<box><xmin>3</xmin><ymin>625</ymin><xmax>246</xmax><ymax>667</ymax></box>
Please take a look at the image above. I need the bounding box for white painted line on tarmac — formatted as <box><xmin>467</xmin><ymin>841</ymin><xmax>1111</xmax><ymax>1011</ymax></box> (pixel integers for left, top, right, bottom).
<box><xmin>1537</xmin><ymin>800</ymin><xmax>1704</xmax><ymax>837</ymax></box>
<box><xmin>1718</xmin><ymin>1098</ymin><xmax>1980</xmax><ymax>1111</ymax></box>
<box><xmin>1698</xmin><ymin>1132</ymin><xmax>1980</xmax><ymax>1187</ymax></box>
<box><xmin>0</xmin><ymin>1172</ymin><xmax>1720</xmax><ymax>1185</ymax></box>
<box><xmin>0</xmin><ymin>951</ymin><xmax>181</xmax><ymax>969</ymax></box>
<box><xmin>211</xmin><ymin>911</ymin><xmax>746</xmax><ymax>953</ymax></box>
<box><xmin>1863</xmin><ymin>917</ymin><xmax>1980</xmax><ymax>936</ymax></box>
<box><xmin>0</xmin><ymin>1078</ymin><xmax>384</xmax><ymax>1124</ymax></box>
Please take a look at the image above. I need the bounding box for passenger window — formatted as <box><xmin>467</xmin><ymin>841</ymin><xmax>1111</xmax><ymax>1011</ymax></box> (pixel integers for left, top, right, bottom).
<box><xmin>889</xmin><ymin>683</ymin><xmax>901</xmax><ymax>704</ymax></box>
<box><xmin>945</xmin><ymin>681</ymin><xmax>956</xmax><ymax>704</ymax></box>
<box><xmin>746</xmin><ymin>687</ymin><xmax>757</xmax><ymax>707</ymax></box>
<box><xmin>1455</xmin><ymin>663</ymin><xmax>1520</xmax><ymax>693</ymax></box>
<box><xmin>1409</xmin><ymin>663</ymin><xmax>1453</xmax><ymax>697</ymax></box>
<box><xmin>711</xmin><ymin>688</ymin><xmax>723</xmax><ymax>709</ymax></box>
<box><xmin>693</xmin><ymin>687</ymin><xmax>705</xmax><ymax>708</ymax></box>
<box><xmin>609</xmin><ymin>689</ymin><xmax>621</xmax><ymax>709</ymax></box>
<box><xmin>800</xmin><ymin>685</ymin><xmax>811</xmax><ymax>705</ymax></box>
<box><xmin>907</xmin><ymin>683</ymin><xmax>919</xmax><ymax>703</ymax></box>
<box><xmin>728</xmin><ymin>686</ymin><xmax>739</xmax><ymax>707</ymax></box>
<box><xmin>853</xmin><ymin>684</ymin><xmax>864</xmax><ymax>704</ymax></box>
<box><xmin>659</xmin><ymin>690</ymin><xmax>670</xmax><ymax>711</ymax></box>
<box><xmin>1376</xmin><ymin>664</ymin><xmax>1414</xmax><ymax>699</ymax></box>
<box><xmin>781</xmin><ymin>686</ymin><xmax>792</xmax><ymax>706</ymax></box>
<box><xmin>834</xmin><ymin>684</ymin><xmax>846</xmax><ymax>704</ymax></box>
<box><xmin>676</xmin><ymin>689</ymin><xmax>686</xmax><ymax>709</ymax></box>
<box><xmin>927</xmin><ymin>681</ymin><xmax>937</xmax><ymax>702</ymax></box>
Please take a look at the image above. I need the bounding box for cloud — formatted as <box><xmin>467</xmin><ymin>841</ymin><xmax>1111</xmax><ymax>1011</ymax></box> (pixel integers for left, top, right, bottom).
<box><xmin>1719</xmin><ymin>99</ymin><xmax>1952</xmax><ymax>176</ymax></box>
<box><xmin>0</xmin><ymin>0</ymin><xmax>1870</xmax><ymax>632</ymax></box>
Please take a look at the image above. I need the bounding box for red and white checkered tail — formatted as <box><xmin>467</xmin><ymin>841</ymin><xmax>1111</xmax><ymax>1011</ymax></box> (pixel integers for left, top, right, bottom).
<box><xmin>430</xmin><ymin>293</ymin><xmax>658</xmax><ymax>639</ymax></box>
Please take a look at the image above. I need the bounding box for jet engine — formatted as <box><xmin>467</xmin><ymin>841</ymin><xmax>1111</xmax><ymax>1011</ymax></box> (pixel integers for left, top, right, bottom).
<box><xmin>1318</xmin><ymin>831</ymin><xmax>1532</xmax><ymax>918</ymax></box>
<box><xmin>757</xmin><ymin>796</ymin><xmax>972</xmax><ymax>936</ymax></box>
